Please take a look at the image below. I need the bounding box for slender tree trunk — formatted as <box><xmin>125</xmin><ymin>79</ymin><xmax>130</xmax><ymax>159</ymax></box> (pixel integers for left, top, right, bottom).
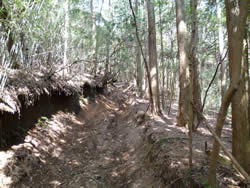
<box><xmin>135</xmin><ymin>0</ymin><xmax>143</xmax><ymax>96</ymax></box>
<box><xmin>208</xmin><ymin>0</ymin><xmax>248</xmax><ymax>186</ymax></box>
<box><xmin>20</xmin><ymin>33</ymin><xmax>29</xmax><ymax>65</ymax></box>
<box><xmin>168</xmin><ymin>33</ymin><xmax>175</xmax><ymax>113</ymax></box>
<box><xmin>189</xmin><ymin>0</ymin><xmax>202</xmax><ymax>129</ymax></box>
<box><xmin>129</xmin><ymin>0</ymin><xmax>154</xmax><ymax>110</ymax></box>
<box><xmin>147</xmin><ymin>0</ymin><xmax>161</xmax><ymax>114</ymax></box>
<box><xmin>105</xmin><ymin>0</ymin><xmax>112</xmax><ymax>74</ymax></box>
<box><xmin>136</xmin><ymin>45</ymin><xmax>143</xmax><ymax>96</ymax></box>
<box><xmin>90</xmin><ymin>0</ymin><xmax>98</xmax><ymax>75</ymax></box>
<box><xmin>216</xmin><ymin>0</ymin><xmax>226</xmax><ymax>100</ymax></box>
<box><xmin>161</xmin><ymin>67</ymin><xmax>165</xmax><ymax>109</ymax></box>
<box><xmin>159</xmin><ymin>3</ymin><xmax>165</xmax><ymax>110</ymax></box>
<box><xmin>175</xmin><ymin>0</ymin><xmax>190</xmax><ymax>127</ymax></box>
<box><xmin>63</xmin><ymin>0</ymin><xmax>70</xmax><ymax>78</ymax></box>
<box><xmin>93</xmin><ymin>19</ymin><xmax>98</xmax><ymax>75</ymax></box>
<box><xmin>105</xmin><ymin>36</ymin><xmax>110</xmax><ymax>73</ymax></box>
<box><xmin>143</xmin><ymin>0</ymin><xmax>149</xmax><ymax>97</ymax></box>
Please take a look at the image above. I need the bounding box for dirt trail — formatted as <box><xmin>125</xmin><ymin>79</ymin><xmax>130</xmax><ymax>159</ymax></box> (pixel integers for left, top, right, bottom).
<box><xmin>0</xmin><ymin>84</ymin><xmax>152</xmax><ymax>187</ymax></box>
<box><xmin>0</xmin><ymin>83</ymin><xmax>241</xmax><ymax>188</ymax></box>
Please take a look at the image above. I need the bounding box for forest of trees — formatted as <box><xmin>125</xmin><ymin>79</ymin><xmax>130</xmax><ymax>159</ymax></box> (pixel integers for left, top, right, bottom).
<box><xmin>0</xmin><ymin>0</ymin><xmax>249</xmax><ymax>186</ymax></box>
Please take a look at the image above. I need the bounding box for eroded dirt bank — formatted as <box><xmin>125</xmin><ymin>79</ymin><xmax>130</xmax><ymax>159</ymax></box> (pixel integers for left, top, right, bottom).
<box><xmin>0</xmin><ymin>83</ymin><xmax>244</xmax><ymax>188</ymax></box>
<box><xmin>0</xmin><ymin>93</ymin><xmax>81</xmax><ymax>149</ymax></box>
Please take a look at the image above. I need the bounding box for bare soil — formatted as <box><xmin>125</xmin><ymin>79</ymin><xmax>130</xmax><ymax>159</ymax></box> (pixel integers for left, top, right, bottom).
<box><xmin>0</xmin><ymin>83</ymin><xmax>244</xmax><ymax>188</ymax></box>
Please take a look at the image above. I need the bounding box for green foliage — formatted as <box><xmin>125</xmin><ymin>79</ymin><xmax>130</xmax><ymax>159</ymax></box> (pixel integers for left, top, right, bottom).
<box><xmin>202</xmin><ymin>179</ymin><xmax>210</xmax><ymax>188</ymax></box>
<box><xmin>0</xmin><ymin>0</ymin><xmax>230</xmax><ymax>113</ymax></box>
<box><xmin>36</xmin><ymin>116</ymin><xmax>49</xmax><ymax>128</ymax></box>
<box><xmin>202</xmin><ymin>179</ymin><xmax>219</xmax><ymax>188</ymax></box>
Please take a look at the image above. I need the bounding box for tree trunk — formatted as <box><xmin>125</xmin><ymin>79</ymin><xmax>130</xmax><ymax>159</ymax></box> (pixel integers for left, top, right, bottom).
<box><xmin>105</xmin><ymin>35</ymin><xmax>110</xmax><ymax>73</ymax></box>
<box><xmin>189</xmin><ymin>0</ymin><xmax>202</xmax><ymax>130</ymax></box>
<box><xmin>135</xmin><ymin>0</ymin><xmax>143</xmax><ymax>96</ymax></box>
<box><xmin>216</xmin><ymin>0</ymin><xmax>226</xmax><ymax>100</ymax></box>
<box><xmin>175</xmin><ymin>0</ymin><xmax>190</xmax><ymax>127</ymax></box>
<box><xmin>20</xmin><ymin>33</ymin><xmax>29</xmax><ymax>65</ymax></box>
<box><xmin>143</xmin><ymin>0</ymin><xmax>149</xmax><ymax>97</ymax></box>
<box><xmin>63</xmin><ymin>0</ymin><xmax>70</xmax><ymax>78</ymax></box>
<box><xmin>176</xmin><ymin>0</ymin><xmax>193</xmax><ymax>168</ymax></box>
<box><xmin>90</xmin><ymin>0</ymin><xmax>98</xmax><ymax>75</ymax></box>
<box><xmin>208</xmin><ymin>0</ymin><xmax>248</xmax><ymax>186</ymax></box>
<box><xmin>105</xmin><ymin>1</ymin><xmax>112</xmax><ymax>74</ymax></box>
<box><xmin>231</xmin><ymin>16</ymin><xmax>249</xmax><ymax>173</ymax></box>
<box><xmin>146</xmin><ymin>0</ymin><xmax>161</xmax><ymax>114</ymax></box>
<box><xmin>159</xmin><ymin>3</ymin><xmax>165</xmax><ymax>110</ymax></box>
<box><xmin>207</xmin><ymin>80</ymin><xmax>241</xmax><ymax>187</ymax></box>
<box><xmin>129</xmin><ymin>0</ymin><xmax>154</xmax><ymax>111</ymax></box>
<box><xmin>168</xmin><ymin>32</ymin><xmax>175</xmax><ymax>113</ymax></box>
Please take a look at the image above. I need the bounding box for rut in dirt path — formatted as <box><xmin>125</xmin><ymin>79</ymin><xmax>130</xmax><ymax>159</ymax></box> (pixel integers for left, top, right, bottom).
<box><xmin>2</xmin><ymin>86</ymin><xmax>149</xmax><ymax>188</ymax></box>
